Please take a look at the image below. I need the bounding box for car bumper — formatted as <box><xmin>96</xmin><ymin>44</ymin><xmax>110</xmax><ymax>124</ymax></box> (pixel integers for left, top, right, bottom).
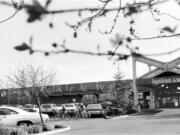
<box><xmin>87</xmin><ymin>111</ymin><xmax>103</xmax><ymax>116</ymax></box>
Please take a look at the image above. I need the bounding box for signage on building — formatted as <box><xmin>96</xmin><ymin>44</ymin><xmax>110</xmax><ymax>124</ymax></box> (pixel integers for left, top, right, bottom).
<box><xmin>152</xmin><ymin>77</ymin><xmax>180</xmax><ymax>85</ymax></box>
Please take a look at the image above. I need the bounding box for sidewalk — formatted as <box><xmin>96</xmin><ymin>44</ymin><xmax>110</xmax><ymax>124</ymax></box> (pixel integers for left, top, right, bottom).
<box><xmin>104</xmin><ymin>114</ymin><xmax>129</xmax><ymax>120</ymax></box>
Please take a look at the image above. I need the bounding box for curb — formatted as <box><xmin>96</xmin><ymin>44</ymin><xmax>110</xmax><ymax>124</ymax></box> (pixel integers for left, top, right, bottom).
<box><xmin>110</xmin><ymin>115</ymin><xmax>128</xmax><ymax>120</ymax></box>
<box><xmin>34</xmin><ymin>126</ymin><xmax>71</xmax><ymax>135</ymax></box>
<box><xmin>107</xmin><ymin>115</ymin><xmax>128</xmax><ymax>120</ymax></box>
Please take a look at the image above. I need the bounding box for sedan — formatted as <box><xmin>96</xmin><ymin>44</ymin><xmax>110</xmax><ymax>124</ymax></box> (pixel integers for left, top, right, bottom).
<box><xmin>62</xmin><ymin>103</ymin><xmax>78</xmax><ymax>113</ymax></box>
<box><xmin>86</xmin><ymin>104</ymin><xmax>105</xmax><ymax>118</ymax></box>
<box><xmin>0</xmin><ymin>106</ymin><xmax>49</xmax><ymax>126</ymax></box>
<box><xmin>24</xmin><ymin>104</ymin><xmax>39</xmax><ymax>112</ymax></box>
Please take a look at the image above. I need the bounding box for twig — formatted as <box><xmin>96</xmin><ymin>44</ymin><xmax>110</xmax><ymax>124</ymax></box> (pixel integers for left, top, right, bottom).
<box><xmin>0</xmin><ymin>10</ymin><xmax>19</xmax><ymax>23</ymax></box>
<box><xmin>32</xmin><ymin>48</ymin><xmax>130</xmax><ymax>57</ymax></box>
<box><xmin>0</xmin><ymin>0</ymin><xmax>24</xmax><ymax>23</ymax></box>
<box><xmin>132</xmin><ymin>33</ymin><xmax>180</xmax><ymax>40</ymax></box>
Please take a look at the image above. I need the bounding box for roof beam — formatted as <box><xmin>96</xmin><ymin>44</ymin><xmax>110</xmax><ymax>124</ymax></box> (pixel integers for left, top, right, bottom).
<box><xmin>139</xmin><ymin>69</ymin><xmax>164</xmax><ymax>79</ymax></box>
<box><xmin>166</xmin><ymin>57</ymin><xmax>180</xmax><ymax>69</ymax></box>
<box><xmin>134</xmin><ymin>54</ymin><xmax>180</xmax><ymax>78</ymax></box>
<box><xmin>134</xmin><ymin>55</ymin><xmax>164</xmax><ymax>69</ymax></box>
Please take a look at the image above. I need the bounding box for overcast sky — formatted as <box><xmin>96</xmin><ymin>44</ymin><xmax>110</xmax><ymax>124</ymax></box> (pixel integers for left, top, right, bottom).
<box><xmin>0</xmin><ymin>0</ymin><xmax>180</xmax><ymax>85</ymax></box>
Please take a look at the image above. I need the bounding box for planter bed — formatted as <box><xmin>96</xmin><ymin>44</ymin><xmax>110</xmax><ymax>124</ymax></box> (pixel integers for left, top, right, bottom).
<box><xmin>0</xmin><ymin>123</ymin><xmax>70</xmax><ymax>135</ymax></box>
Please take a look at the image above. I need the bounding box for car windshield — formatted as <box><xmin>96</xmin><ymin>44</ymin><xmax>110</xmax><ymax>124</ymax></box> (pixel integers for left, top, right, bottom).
<box><xmin>87</xmin><ymin>104</ymin><xmax>102</xmax><ymax>109</ymax></box>
<box><xmin>25</xmin><ymin>105</ymin><xmax>32</xmax><ymax>108</ymax></box>
<box><xmin>0</xmin><ymin>107</ymin><xmax>30</xmax><ymax>114</ymax></box>
<box><xmin>23</xmin><ymin>108</ymin><xmax>37</xmax><ymax>112</ymax></box>
<box><xmin>0</xmin><ymin>108</ymin><xmax>18</xmax><ymax>115</ymax></box>
<box><xmin>42</xmin><ymin>104</ymin><xmax>52</xmax><ymax>108</ymax></box>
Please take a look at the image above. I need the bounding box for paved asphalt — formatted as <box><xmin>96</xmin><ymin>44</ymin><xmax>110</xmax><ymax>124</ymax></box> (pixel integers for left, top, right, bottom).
<box><xmin>49</xmin><ymin>109</ymin><xmax>180</xmax><ymax>135</ymax></box>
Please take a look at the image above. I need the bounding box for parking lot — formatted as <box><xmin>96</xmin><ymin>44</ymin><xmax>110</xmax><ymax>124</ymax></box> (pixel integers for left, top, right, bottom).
<box><xmin>49</xmin><ymin>109</ymin><xmax>180</xmax><ymax>135</ymax></box>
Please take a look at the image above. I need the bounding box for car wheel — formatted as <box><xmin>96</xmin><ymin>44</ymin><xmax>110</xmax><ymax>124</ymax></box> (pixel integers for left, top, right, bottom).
<box><xmin>18</xmin><ymin>121</ymin><xmax>31</xmax><ymax>127</ymax></box>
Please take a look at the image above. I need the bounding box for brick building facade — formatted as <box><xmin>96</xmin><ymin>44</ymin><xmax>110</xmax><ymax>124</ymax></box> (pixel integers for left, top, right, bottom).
<box><xmin>0</xmin><ymin>80</ymin><xmax>132</xmax><ymax>106</ymax></box>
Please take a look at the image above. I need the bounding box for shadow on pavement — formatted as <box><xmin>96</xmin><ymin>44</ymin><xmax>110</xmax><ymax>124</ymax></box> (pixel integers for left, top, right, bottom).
<box><xmin>131</xmin><ymin>109</ymin><xmax>163</xmax><ymax>116</ymax></box>
<box><xmin>131</xmin><ymin>109</ymin><xmax>180</xmax><ymax>120</ymax></box>
<box><xmin>152</xmin><ymin>114</ymin><xmax>180</xmax><ymax>119</ymax></box>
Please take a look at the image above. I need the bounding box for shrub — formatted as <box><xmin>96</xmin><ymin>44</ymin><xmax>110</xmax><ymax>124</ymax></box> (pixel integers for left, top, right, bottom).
<box><xmin>123</xmin><ymin>105</ymin><xmax>137</xmax><ymax>114</ymax></box>
<box><xmin>0</xmin><ymin>125</ymin><xmax>29</xmax><ymax>135</ymax></box>
<box><xmin>0</xmin><ymin>126</ymin><xmax>10</xmax><ymax>135</ymax></box>
<box><xmin>27</xmin><ymin>126</ymin><xmax>34</xmax><ymax>134</ymax></box>
<box><xmin>0</xmin><ymin>126</ymin><xmax>17</xmax><ymax>135</ymax></box>
<box><xmin>43</xmin><ymin>124</ymin><xmax>54</xmax><ymax>131</ymax></box>
<box><xmin>16</xmin><ymin>126</ymin><xmax>28</xmax><ymax>135</ymax></box>
<box><xmin>54</xmin><ymin>124</ymin><xmax>66</xmax><ymax>129</ymax></box>
<box><xmin>28</xmin><ymin>125</ymin><xmax>43</xmax><ymax>134</ymax></box>
<box><xmin>0</xmin><ymin>123</ymin><xmax>65</xmax><ymax>135</ymax></box>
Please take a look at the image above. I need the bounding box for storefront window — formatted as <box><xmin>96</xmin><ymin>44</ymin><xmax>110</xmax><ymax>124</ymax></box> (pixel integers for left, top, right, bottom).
<box><xmin>157</xmin><ymin>96</ymin><xmax>180</xmax><ymax>108</ymax></box>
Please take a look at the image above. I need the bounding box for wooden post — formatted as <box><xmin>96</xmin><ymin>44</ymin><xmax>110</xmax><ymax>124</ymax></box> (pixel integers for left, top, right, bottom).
<box><xmin>132</xmin><ymin>55</ymin><xmax>140</xmax><ymax>112</ymax></box>
<box><xmin>149</xmin><ymin>91</ymin><xmax>155</xmax><ymax>109</ymax></box>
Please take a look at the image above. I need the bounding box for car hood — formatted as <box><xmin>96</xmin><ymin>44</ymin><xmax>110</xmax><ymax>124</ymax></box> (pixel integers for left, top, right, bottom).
<box><xmin>21</xmin><ymin>112</ymin><xmax>48</xmax><ymax>117</ymax></box>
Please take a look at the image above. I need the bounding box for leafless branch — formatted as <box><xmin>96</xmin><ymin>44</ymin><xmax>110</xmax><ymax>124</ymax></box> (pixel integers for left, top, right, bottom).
<box><xmin>131</xmin><ymin>33</ymin><xmax>180</xmax><ymax>40</ymax></box>
<box><xmin>99</xmin><ymin>0</ymin><xmax>122</xmax><ymax>34</ymax></box>
<box><xmin>0</xmin><ymin>0</ymin><xmax>24</xmax><ymax>23</ymax></box>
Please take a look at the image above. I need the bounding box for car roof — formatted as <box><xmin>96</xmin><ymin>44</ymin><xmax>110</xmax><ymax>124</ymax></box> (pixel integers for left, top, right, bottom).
<box><xmin>0</xmin><ymin>106</ymin><xmax>30</xmax><ymax>114</ymax></box>
<box><xmin>87</xmin><ymin>104</ymin><xmax>102</xmax><ymax>107</ymax></box>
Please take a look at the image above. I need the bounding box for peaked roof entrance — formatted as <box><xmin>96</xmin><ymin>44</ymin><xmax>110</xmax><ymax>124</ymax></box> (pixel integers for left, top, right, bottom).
<box><xmin>136</xmin><ymin>54</ymin><xmax>180</xmax><ymax>79</ymax></box>
<box><xmin>131</xmin><ymin>54</ymin><xmax>180</xmax><ymax>107</ymax></box>
<box><xmin>135</xmin><ymin>54</ymin><xmax>180</xmax><ymax>85</ymax></box>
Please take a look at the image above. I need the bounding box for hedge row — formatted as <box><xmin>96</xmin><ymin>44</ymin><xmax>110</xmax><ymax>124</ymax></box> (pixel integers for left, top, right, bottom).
<box><xmin>0</xmin><ymin>124</ymin><xmax>66</xmax><ymax>135</ymax></box>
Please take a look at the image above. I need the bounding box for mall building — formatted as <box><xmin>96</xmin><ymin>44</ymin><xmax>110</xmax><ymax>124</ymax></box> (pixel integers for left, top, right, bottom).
<box><xmin>0</xmin><ymin>80</ymin><xmax>132</xmax><ymax>106</ymax></box>
<box><xmin>1</xmin><ymin>55</ymin><xmax>180</xmax><ymax>109</ymax></box>
<box><xmin>134</xmin><ymin>54</ymin><xmax>180</xmax><ymax>109</ymax></box>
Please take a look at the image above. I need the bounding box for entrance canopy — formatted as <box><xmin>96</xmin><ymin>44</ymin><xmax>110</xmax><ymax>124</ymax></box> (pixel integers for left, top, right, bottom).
<box><xmin>133</xmin><ymin>54</ymin><xmax>180</xmax><ymax>85</ymax></box>
<box><xmin>132</xmin><ymin>54</ymin><xmax>180</xmax><ymax>108</ymax></box>
<box><xmin>134</xmin><ymin>54</ymin><xmax>180</xmax><ymax>79</ymax></box>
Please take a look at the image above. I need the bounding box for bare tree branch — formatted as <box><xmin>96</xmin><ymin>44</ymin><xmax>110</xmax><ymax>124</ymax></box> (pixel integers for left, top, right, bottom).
<box><xmin>0</xmin><ymin>0</ymin><xmax>24</xmax><ymax>23</ymax></box>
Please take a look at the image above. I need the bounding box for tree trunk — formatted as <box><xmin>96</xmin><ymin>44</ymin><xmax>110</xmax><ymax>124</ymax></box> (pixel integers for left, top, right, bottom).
<box><xmin>36</xmin><ymin>97</ymin><xmax>44</xmax><ymax>125</ymax></box>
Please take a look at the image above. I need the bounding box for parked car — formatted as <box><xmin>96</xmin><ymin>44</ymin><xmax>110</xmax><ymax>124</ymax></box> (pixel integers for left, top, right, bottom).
<box><xmin>62</xmin><ymin>103</ymin><xmax>78</xmax><ymax>113</ymax></box>
<box><xmin>122</xmin><ymin>105</ymin><xmax>137</xmax><ymax>114</ymax></box>
<box><xmin>0</xmin><ymin>106</ymin><xmax>49</xmax><ymax>126</ymax></box>
<box><xmin>62</xmin><ymin>103</ymin><xmax>78</xmax><ymax>117</ymax></box>
<box><xmin>56</xmin><ymin>104</ymin><xmax>63</xmax><ymax>111</ymax></box>
<box><xmin>40</xmin><ymin>104</ymin><xmax>58</xmax><ymax>116</ymax></box>
<box><xmin>11</xmin><ymin>105</ymin><xmax>24</xmax><ymax>108</ymax></box>
<box><xmin>24</xmin><ymin>104</ymin><xmax>39</xmax><ymax>112</ymax></box>
<box><xmin>106</xmin><ymin>107</ymin><xmax>125</xmax><ymax>116</ymax></box>
<box><xmin>86</xmin><ymin>104</ymin><xmax>105</xmax><ymax>118</ymax></box>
